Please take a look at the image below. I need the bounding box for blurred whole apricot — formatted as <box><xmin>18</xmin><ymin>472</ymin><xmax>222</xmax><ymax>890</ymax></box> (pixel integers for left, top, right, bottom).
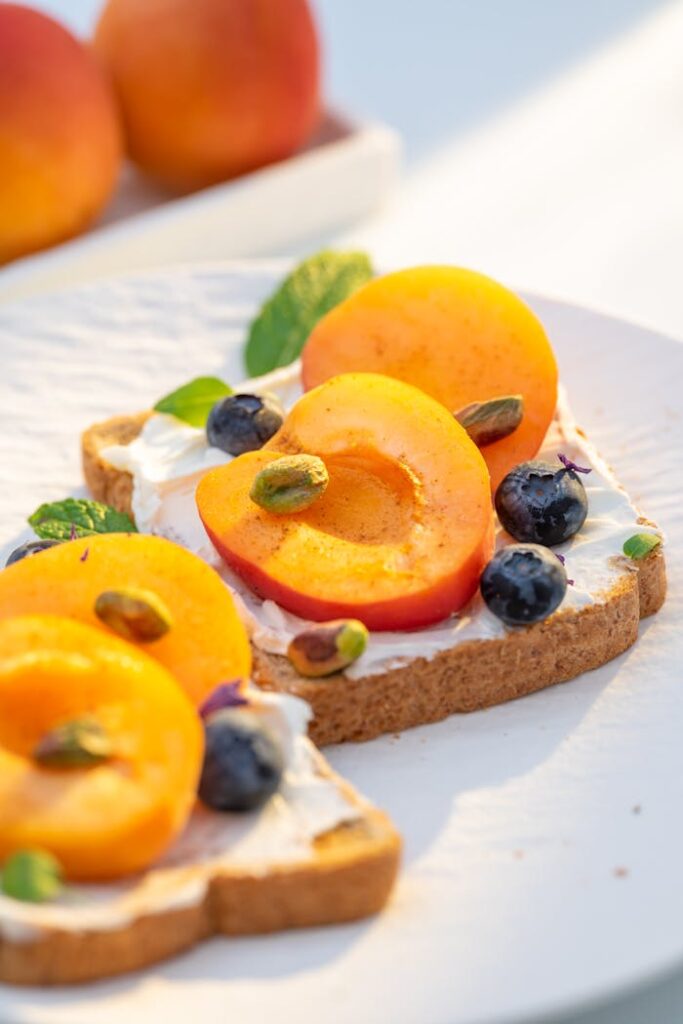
<box><xmin>94</xmin><ymin>0</ymin><xmax>321</xmax><ymax>191</ymax></box>
<box><xmin>0</xmin><ymin>4</ymin><xmax>122</xmax><ymax>265</ymax></box>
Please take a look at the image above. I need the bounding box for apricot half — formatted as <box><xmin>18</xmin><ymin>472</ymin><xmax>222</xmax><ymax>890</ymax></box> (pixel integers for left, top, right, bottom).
<box><xmin>301</xmin><ymin>266</ymin><xmax>558</xmax><ymax>488</ymax></box>
<box><xmin>0</xmin><ymin>616</ymin><xmax>203</xmax><ymax>880</ymax></box>
<box><xmin>0</xmin><ymin>6</ymin><xmax>122</xmax><ymax>264</ymax></box>
<box><xmin>94</xmin><ymin>0</ymin><xmax>319</xmax><ymax>190</ymax></box>
<box><xmin>0</xmin><ymin>534</ymin><xmax>250</xmax><ymax>706</ymax></box>
<box><xmin>197</xmin><ymin>373</ymin><xmax>494</xmax><ymax>631</ymax></box>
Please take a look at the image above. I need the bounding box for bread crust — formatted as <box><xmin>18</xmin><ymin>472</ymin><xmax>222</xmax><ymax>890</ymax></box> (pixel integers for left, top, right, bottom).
<box><xmin>81</xmin><ymin>411</ymin><xmax>149</xmax><ymax>517</ymax></box>
<box><xmin>254</xmin><ymin>548</ymin><xmax>666</xmax><ymax>743</ymax></box>
<box><xmin>81</xmin><ymin>414</ymin><xmax>667</xmax><ymax>745</ymax></box>
<box><xmin>0</xmin><ymin>763</ymin><xmax>401</xmax><ymax>986</ymax></box>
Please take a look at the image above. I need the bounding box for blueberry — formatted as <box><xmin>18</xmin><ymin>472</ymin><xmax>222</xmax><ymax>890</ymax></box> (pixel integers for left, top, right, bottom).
<box><xmin>206</xmin><ymin>393</ymin><xmax>284</xmax><ymax>456</ymax></box>
<box><xmin>495</xmin><ymin>460</ymin><xmax>588</xmax><ymax>546</ymax></box>
<box><xmin>480</xmin><ymin>543</ymin><xmax>567</xmax><ymax>626</ymax></box>
<box><xmin>198</xmin><ymin>709</ymin><xmax>284</xmax><ymax>812</ymax></box>
<box><xmin>5</xmin><ymin>539</ymin><xmax>61</xmax><ymax>567</ymax></box>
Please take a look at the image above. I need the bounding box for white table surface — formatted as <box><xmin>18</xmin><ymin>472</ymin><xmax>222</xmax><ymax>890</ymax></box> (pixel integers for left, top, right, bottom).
<box><xmin>8</xmin><ymin>2</ymin><xmax>683</xmax><ymax>1020</ymax></box>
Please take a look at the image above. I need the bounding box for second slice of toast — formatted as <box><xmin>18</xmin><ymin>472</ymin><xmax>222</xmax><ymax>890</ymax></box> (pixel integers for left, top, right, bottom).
<box><xmin>0</xmin><ymin>746</ymin><xmax>400</xmax><ymax>985</ymax></box>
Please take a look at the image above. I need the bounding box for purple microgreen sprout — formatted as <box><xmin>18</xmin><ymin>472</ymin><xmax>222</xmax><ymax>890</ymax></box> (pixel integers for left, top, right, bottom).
<box><xmin>555</xmin><ymin>551</ymin><xmax>574</xmax><ymax>586</ymax></box>
<box><xmin>199</xmin><ymin>681</ymin><xmax>249</xmax><ymax>720</ymax></box>
<box><xmin>80</xmin><ymin>547</ymin><xmax>89</xmax><ymax>563</ymax></box>
<box><xmin>69</xmin><ymin>523</ymin><xmax>77</xmax><ymax>541</ymax></box>
<box><xmin>558</xmin><ymin>453</ymin><xmax>592</xmax><ymax>475</ymax></box>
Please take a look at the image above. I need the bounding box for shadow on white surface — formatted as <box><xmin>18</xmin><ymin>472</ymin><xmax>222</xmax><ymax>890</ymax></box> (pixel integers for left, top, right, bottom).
<box><xmin>330</xmin><ymin>651</ymin><xmax>637</xmax><ymax>871</ymax></box>
<box><xmin>560</xmin><ymin>967</ymin><xmax>683</xmax><ymax>1024</ymax></box>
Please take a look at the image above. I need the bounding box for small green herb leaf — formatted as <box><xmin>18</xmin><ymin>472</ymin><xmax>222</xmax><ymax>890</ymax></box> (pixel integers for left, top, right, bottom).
<box><xmin>29</xmin><ymin>498</ymin><xmax>137</xmax><ymax>541</ymax></box>
<box><xmin>154</xmin><ymin>377</ymin><xmax>233</xmax><ymax>427</ymax></box>
<box><xmin>1</xmin><ymin>850</ymin><xmax>63</xmax><ymax>903</ymax></box>
<box><xmin>623</xmin><ymin>533</ymin><xmax>662</xmax><ymax>560</ymax></box>
<box><xmin>245</xmin><ymin>250</ymin><xmax>374</xmax><ymax>376</ymax></box>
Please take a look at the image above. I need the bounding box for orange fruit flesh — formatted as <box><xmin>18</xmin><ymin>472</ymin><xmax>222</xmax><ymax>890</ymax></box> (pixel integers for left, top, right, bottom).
<box><xmin>197</xmin><ymin>373</ymin><xmax>494</xmax><ymax>630</ymax></box>
<box><xmin>0</xmin><ymin>533</ymin><xmax>251</xmax><ymax>706</ymax></box>
<box><xmin>301</xmin><ymin>265</ymin><xmax>558</xmax><ymax>489</ymax></box>
<box><xmin>0</xmin><ymin>616</ymin><xmax>203</xmax><ymax>881</ymax></box>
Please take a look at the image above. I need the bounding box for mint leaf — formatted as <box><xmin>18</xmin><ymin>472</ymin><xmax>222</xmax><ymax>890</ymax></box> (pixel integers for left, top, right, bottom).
<box><xmin>29</xmin><ymin>498</ymin><xmax>137</xmax><ymax>541</ymax></box>
<box><xmin>245</xmin><ymin>250</ymin><xmax>374</xmax><ymax>376</ymax></box>
<box><xmin>154</xmin><ymin>376</ymin><xmax>232</xmax><ymax>427</ymax></box>
<box><xmin>623</xmin><ymin>533</ymin><xmax>661</xmax><ymax>560</ymax></box>
<box><xmin>1</xmin><ymin>850</ymin><xmax>63</xmax><ymax>903</ymax></box>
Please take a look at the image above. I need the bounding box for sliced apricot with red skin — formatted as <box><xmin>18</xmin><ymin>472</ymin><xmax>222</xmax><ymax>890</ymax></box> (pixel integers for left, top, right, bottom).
<box><xmin>197</xmin><ymin>373</ymin><xmax>494</xmax><ymax>631</ymax></box>
<box><xmin>301</xmin><ymin>266</ymin><xmax>558</xmax><ymax>489</ymax></box>
<box><xmin>0</xmin><ymin>616</ymin><xmax>203</xmax><ymax>881</ymax></box>
<box><xmin>0</xmin><ymin>534</ymin><xmax>251</xmax><ymax>706</ymax></box>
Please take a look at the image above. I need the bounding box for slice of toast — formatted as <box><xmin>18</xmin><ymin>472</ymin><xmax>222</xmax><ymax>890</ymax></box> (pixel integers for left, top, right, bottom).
<box><xmin>82</xmin><ymin>414</ymin><xmax>667</xmax><ymax>746</ymax></box>
<box><xmin>0</xmin><ymin>750</ymin><xmax>400</xmax><ymax>986</ymax></box>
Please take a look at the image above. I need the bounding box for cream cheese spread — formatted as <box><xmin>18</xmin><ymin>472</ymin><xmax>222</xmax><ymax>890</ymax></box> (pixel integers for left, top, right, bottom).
<box><xmin>102</xmin><ymin>365</ymin><xmax>661</xmax><ymax>680</ymax></box>
<box><xmin>0</xmin><ymin>688</ymin><xmax>359</xmax><ymax>941</ymax></box>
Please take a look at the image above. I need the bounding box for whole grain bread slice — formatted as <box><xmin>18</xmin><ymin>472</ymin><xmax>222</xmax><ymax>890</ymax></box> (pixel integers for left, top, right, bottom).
<box><xmin>0</xmin><ymin>755</ymin><xmax>400</xmax><ymax>986</ymax></box>
<box><xmin>82</xmin><ymin>414</ymin><xmax>667</xmax><ymax>746</ymax></box>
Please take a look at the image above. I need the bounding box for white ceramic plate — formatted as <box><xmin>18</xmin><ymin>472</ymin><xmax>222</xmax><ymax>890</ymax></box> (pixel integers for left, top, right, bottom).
<box><xmin>0</xmin><ymin>263</ymin><xmax>681</xmax><ymax>1024</ymax></box>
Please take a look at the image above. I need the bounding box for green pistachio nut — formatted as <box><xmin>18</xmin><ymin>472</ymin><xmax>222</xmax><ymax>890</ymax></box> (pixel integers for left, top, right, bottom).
<box><xmin>94</xmin><ymin>587</ymin><xmax>172</xmax><ymax>642</ymax></box>
<box><xmin>1</xmin><ymin>849</ymin><xmax>64</xmax><ymax>903</ymax></box>
<box><xmin>455</xmin><ymin>394</ymin><xmax>524</xmax><ymax>448</ymax></box>
<box><xmin>33</xmin><ymin>716</ymin><xmax>113</xmax><ymax>768</ymax></box>
<box><xmin>250</xmin><ymin>454</ymin><xmax>329</xmax><ymax>515</ymax></box>
<box><xmin>287</xmin><ymin>619</ymin><xmax>368</xmax><ymax>677</ymax></box>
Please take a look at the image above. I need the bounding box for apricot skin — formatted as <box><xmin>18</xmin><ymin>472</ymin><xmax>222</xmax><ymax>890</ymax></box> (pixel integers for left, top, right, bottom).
<box><xmin>0</xmin><ymin>534</ymin><xmax>251</xmax><ymax>706</ymax></box>
<box><xmin>198</xmin><ymin>373</ymin><xmax>494</xmax><ymax>631</ymax></box>
<box><xmin>302</xmin><ymin>266</ymin><xmax>558</xmax><ymax>489</ymax></box>
<box><xmin>0</xmin><ymin>5</ymin><xmax>122</xmax><ymax>265</ymax></box>
<box><xmin>94</xmin><ymin>0</ymin><xmax>320</xmax><ymax>191</ymax></box>
<box><xmin>0</xmin><ymin>616</ymin><xmax>203</xmax><ymax>881</ymax></box>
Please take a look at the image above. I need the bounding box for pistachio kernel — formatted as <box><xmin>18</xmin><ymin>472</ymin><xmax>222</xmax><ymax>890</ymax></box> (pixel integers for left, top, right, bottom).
<box><xmin>455</xmin><ymin>394</ymin><xmax>524</xmax><ymax>448</ymax></box>
<box><xmin>33</xmin><ymin>717</ymin><xmax>112</xmax><ymax>769</ymax></box>
<box><xmin>250</xmin><ymin>454</ymin><xmax>329</xmax><ymax>515</ymax></box>
<box><xmin>94</xmin><ymin>587</ymin><xmax>172</xmax><ymax>642</ymax></box>
<box><xmin>1</xmin><ymin>849</ymin><xmax>64</xmax><ymax>903</ymax></box>
<box><xmin>287</xmin><ymin>619</ymin><xmax>369</xmax><ymax>677</ymax></box>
